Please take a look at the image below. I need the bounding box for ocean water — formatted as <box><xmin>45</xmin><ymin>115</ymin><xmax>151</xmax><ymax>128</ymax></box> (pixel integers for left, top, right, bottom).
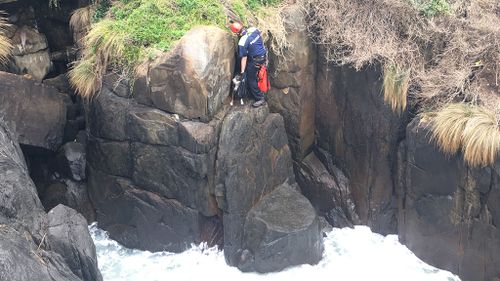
<box><xmin>90</xmin><ymin>223</ymin><xmax>460</xmax><ymax>281</ymax></box>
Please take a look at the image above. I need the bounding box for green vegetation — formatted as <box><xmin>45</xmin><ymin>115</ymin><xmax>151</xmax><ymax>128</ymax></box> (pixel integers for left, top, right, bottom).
<box><xmin>413</xmin><ymin>0</ymin><xmax>452</xmax><ymax>17</ymax></box>
<box><xmin>0</xmin><ymin>13</ymin><xmax>12</xmax><ymax>64</ymax></box>
<box><xmin>70</xmin><ymin>0</ymin><xmax>278</xmax><ymax>98</ymax></box>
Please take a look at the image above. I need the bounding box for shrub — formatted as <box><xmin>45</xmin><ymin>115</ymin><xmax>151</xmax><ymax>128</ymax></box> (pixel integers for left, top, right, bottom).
<box><xmin>429</xmin><ymin>103</ymin><xmax>499</xmax><ymax>167</ymax></box>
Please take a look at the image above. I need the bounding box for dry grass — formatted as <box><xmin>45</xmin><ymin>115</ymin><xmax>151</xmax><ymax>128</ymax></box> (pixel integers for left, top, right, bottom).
<box><xmin>430</xmin><ymin>103</ymin><xmax>474</xmax><ymax>155</ymax></box>
<box><xmin>299</xmin><ymin>0</ymin><xmax>499</xmax><ymax>114</ymax></box>
<box><xmin>70</xmin><ymin>6</ymin><xmax>95</xmax><ymax>34</ymax></box>
<box><xmin>383</xmin><ymin>64</ymin><xmax>410</xmax><ymax>114</ymax></box>
<box><xmin>69</xmin><ymin>19</ymin><xmax>127</xmax><ymax>98</ymax></box>
<box><xmin>429</xmin><ymin>103</ymin><xmax>499</xmax><ymax>167</ymax></box>
<box><xmin>0</xmin><ymin>12</ymin><xmax>12</xmax><ymax>64</ymax></box>
<box><xmin>69</xmin><ymin>55</ymin><xmax>102</xmax><ymax>99</ymax></box>
<box><xmin>461</xmin><ymin>106</ymin><xmax>500</xmax><ymax>167</ymax></box>
<box><xmin>256</xmin><ymin>4</ymin><xmax>291</xmax><ymax>60</ymax></box>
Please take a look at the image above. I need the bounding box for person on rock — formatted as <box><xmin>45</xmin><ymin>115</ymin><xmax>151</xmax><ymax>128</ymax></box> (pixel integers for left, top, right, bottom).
<box><xmin>230</xmin><ymin>21</ymin><xmax>267</xmax><ymax>108</ymax></box>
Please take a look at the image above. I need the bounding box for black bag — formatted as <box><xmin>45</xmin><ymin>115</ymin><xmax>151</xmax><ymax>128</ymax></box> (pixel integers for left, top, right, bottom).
<box><xmin>234</xmin><ymin>73</ymin><xmax>247</xmax><ymax>99</ymax></box>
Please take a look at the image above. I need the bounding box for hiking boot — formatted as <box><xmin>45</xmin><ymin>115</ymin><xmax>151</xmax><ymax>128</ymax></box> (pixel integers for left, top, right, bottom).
<box><xmin>252</xmin><ymin>99</ymin><xmax>265</xmax><ymax>108</ymax></box>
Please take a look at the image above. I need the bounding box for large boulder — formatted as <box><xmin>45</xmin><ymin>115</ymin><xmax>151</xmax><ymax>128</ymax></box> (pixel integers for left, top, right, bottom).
<box><xmin>398</xmin><ymin>119</ymin><xmax>500</xmax><ymax>281</ymax></box>
<box><xmin>267</xmin><ymin>5</ymin><xmax>316</xmax><ymax>160</ymax></box>
<box><xmin>215</xmin><ymin>105</ymin><xmax>313</xmax><ymax>268</ymax></box>
<box><xmin>315</xmin><ymin>61</ymin><xmax>404</xmax><ymax>234</ymax></box>
<box><xmin>8</xmin><ymin>25</ymin><xmax>52</xmax><ymax>81</ymax></box>
<box><xmin>134</xmin><ymin>26</ymin><xmax>234</xmax><ymax>121</ymax></box>
<box><xmin>239</xmin><ymin>183</ymin><xmax>323</xmax><ymax>272</ymax></box>
<box><xmin>0</xmin><ymin>71</ymin><xmax>67</xmax><ymax>150</ymax></box>
<box><xmin>47</xmin><ymin>205</ymin><xmax>102</xmax><ymax>281</ymax></box>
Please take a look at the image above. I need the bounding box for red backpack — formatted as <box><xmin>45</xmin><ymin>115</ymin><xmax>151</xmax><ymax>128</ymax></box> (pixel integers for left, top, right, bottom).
<box><xmin>257</xmin><ymin>65</ymin><xmax>270</xmax><ymax>93</ymax></box>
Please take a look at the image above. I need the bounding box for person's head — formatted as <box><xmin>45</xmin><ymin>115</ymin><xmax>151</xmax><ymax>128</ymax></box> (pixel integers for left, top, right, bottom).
<box><xmin>229</xmin><ymin>21</ymin><xmax>244</xmax><ymax>35</ymax></box>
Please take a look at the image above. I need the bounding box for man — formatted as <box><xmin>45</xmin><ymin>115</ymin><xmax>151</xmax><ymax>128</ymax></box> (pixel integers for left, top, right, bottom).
<box><xmin>230</xmin><ymin>21</ymin><xmax>267</xmax><ymax>108</ymax></box>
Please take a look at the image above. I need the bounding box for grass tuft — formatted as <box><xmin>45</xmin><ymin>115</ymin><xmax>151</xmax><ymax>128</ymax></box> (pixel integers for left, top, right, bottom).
<box><xmin>429</xmin><ymin>103</ymin><xmax>499</xmax><ymax>167</ymax></box>
<box><xmin>0</xmin><ymin>12</ymin><xmax>12</xmax><ymax>64</ymax></box>
<box><xmin>383</xmin><ymin>64</ymin><xmax>410</xmax><ymax>114</ymax></box>
<box><xmin>70</xmin><ymin>6</ymin><xmax>95</xmax><ymax>34</ymax></box>
<box><xmin>461</xmin><ymin>107</ymin><xmax>500</xmax><ymax>167</ymax></box>
<box><xmin>69</xmin><ymin>55</ymin><xmax>102</xmax><ymax>99</ymax></box>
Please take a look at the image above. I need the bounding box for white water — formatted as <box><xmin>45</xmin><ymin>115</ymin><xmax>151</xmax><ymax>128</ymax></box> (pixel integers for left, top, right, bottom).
<box><xmin>90</xmin><ymin>224</ymin><xmax>460</xmax><ymax>281</ymax></box>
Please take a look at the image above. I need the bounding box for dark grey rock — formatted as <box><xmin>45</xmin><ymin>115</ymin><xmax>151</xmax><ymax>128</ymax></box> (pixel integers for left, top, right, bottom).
<box><xmin>0</xmin><ymin>71</ymin><xmax>67</xmax><ymax>151</ymax></box>
<box><xmin>131</xmin><ymin>142</ymin><xmax>215</xmax><ymax>211</ymax></box>
<box><xmin>0</xmin><ymin>225</ymin><xmax>81</xmax><ymax>281</ymax></box>
<box><xmin>296</xmin><ymin>152</ymin><xmax>359</xmax><ymax>228</ymax></box>
<box><xmin>47</xmin><ymin>205</ymin><xmax>102</xmax><ymax>281</ymax></box>
<box><xmin>127</xmin><ymin>106</ymin><xmax>179</xmax><ymax>145</ymax></box>
<box><xmin>88</xmin><ymin>167</ymin><xmax>201</xmax><ymax>252</ymax></box>
<box><xmin>102</xmin><ymin>72</ymin><xmax>131</xmax><ymax>98</ymax></box>
<box><xmin>87</xmin><ymin>87</ymin><xmax>131</xmax><ymax>141</ymax></box>
<box><xmin>398</xmin><ymin>118</ymin><xmax>500</xmax><ymax>281</ymax></box>
<box><xmin>267</xmin><ymin>5</ymin><xmax>316</xmax><ymax>160</ymax></box>
<box><xmin>215</xmin><ymin>106</ymin><xmax>295</xmax><ymax>264</ymax></box>
<box><xmin>86</xmin><ymin>137</ymin><xmax>131</xmax><ymax>178</ymax></box>
<box><xmin>315</xmin><ymin>61</ymin><xmax>403</xmax><ymax>234</ymax></box>
<box><xmin>239</xmin><ymin>183</ymin><xmax>323</xmax><ymax>272</ymax></box>
<box><xmin>41</xmin><ymin>180</ymin><xmax>95</xmax><ymax>223</ymax></box>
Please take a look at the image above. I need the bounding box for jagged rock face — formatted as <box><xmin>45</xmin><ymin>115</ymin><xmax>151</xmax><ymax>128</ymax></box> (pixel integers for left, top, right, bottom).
<box><xmin>0</xmin><ymin>71</ymin><xmax>67</xmax><ymax>151</ymax></box>
<box><xmin>86</xmin><ymin>27</ymin><xmax>323</xmax><ymax>271</ymax></box>
<box><xmin>296</xmin><ymin>151</ymin><xmax>360</xmax><ymax>228</ymax></box>
<box><xmin>267</xmin><ymin>5</ymin><xmax>316</xmax><ymax>160</ymax></box>
<box><xmin>240</xmin><ymin>183</ymin><xmax>323</xmax><ymax>272</ymax></box>
<box><xmin>47</xmin><ymin>205</ymin><xmax>103</xmax><ymax>281</ymax></box>
<box><xmin>215</xmin><ymin>106</ymin><xmax>301</xmax><ymax>268</ymax></box>
<box><xmin>134</xmin><ymin>27</ymin><xmax>234</xmax><ymax>121</ymax></box>
<box><xmin>8</xmin><ymin>25</ymin><xmax>52</xmax><ymax>81</ymax></box>
<box><xmin>398</xmin><ymin>119</ymin><xmax>500</xmax><ymax>281</ymax></box>
<box><xmin>316</xmin><ymin>61</ymin><xmax>404</xmax><ymax>234</ymax></box>
<box><xmin>0</xmin><ymin>120</ymin><xmax>100</xmax><ymax>281</ymax></box>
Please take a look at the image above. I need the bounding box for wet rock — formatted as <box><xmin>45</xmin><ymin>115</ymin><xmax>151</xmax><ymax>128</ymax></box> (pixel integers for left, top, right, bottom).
<box><xmin>8</xmin><ymin>25</ymin><xmax>52</xmax><ymax>81</ymax></box>
<box><xmin>239</xmin><ymin>183</ymin><xmax>323</xmax><ymax>272</ymax></box>
<box><xmin>88</xmin><ymin>167</ymin><xmax>201</xmax><ymax>252</ymax></box>
<box><xmin>134</xmin><ymin>26</ymin><xmax>234</xmax><ymax>121</ymax></box>
<box><xmin>398</xmin><ymin>119</ymin><xmax>500</xmax><ymax>281</ymax></box>
<box><xmin>316</xmin><ymin>61</ymin><xmax>403</xmax><ymax>233</ymax></box>
<box><xmin>43</xmin><ymin>73</ymin><xmax>71</xmax><ymax>94</ymax></box>
<box><xmin>296</xmin><ymin>151</ymin><xmax>359</xmax><ymax>228</ymax></box>
<box><xmin>47</xmin><ymin>205</ymin><xmax>102</xmax><ymax>281</ymax></box>
<box><xmin>86</xmin><ymin>136</ymin><xmax>131</xmax><ymax>178</ymax></box>
<box><xmin>0</xmin><ymin>71</ymin><xmax>67</xmax><ymax>150</ymax></box>
<box><xmin>55</xmin><ymin>142</ymin><xmax>86</xmax><ymax>181</ymax></box>
<box><xmin>267</xmin><ymin>5</ymin><xmax>316</xmax><ymax>160</ymax></box>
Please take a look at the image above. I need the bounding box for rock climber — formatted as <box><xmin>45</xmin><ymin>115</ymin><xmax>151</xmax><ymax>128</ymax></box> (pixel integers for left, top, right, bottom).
<box><xmin>230</xmin><ymin>21</ymin><xmax>267</xmax><ymax>108</ymax></box>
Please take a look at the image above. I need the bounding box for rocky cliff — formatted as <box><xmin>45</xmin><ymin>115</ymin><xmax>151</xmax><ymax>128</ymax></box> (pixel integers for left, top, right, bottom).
<box><xmin>0</xmin><ymin>1</ymin><xmax>498</xmax><ymax>280</ymax></box>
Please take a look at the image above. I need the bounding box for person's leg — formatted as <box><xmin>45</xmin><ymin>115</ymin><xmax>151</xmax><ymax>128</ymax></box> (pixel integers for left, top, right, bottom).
<box><xmin>246</xmin><ymin>61</ymin><xmax>265</xmax><ymax>102</ymax></box>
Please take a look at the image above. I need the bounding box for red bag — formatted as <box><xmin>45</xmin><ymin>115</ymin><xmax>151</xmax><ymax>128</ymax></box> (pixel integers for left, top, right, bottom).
<box><xmin>257</xmin><ymin>65</ymin><xmax>270</xmax><ymax>93</ymax></box>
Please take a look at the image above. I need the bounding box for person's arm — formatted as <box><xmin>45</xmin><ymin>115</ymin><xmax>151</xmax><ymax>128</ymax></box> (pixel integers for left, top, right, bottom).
<box><xmin>240</xmin><ymin>56</ymin><xmax>247</xmax><ymax>74</ymax></box>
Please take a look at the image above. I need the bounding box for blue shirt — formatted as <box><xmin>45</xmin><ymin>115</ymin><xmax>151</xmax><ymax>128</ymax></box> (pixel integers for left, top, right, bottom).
<box><xmin>238</xmin><ymin>27</ymin><xmax>267</xmax><ymax>59</ymax></box>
